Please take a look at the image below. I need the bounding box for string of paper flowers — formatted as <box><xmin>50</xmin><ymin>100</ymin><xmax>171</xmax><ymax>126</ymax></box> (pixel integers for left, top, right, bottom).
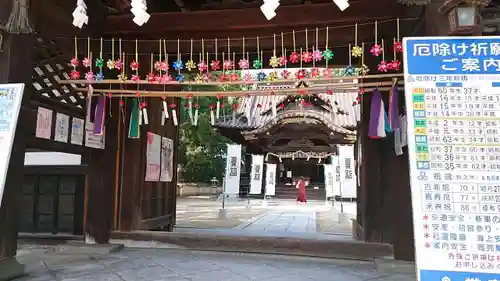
<box><xmin>68</xmin><ymin>20</ymin><xmax>403</xmax><ymax>84</ymax></box>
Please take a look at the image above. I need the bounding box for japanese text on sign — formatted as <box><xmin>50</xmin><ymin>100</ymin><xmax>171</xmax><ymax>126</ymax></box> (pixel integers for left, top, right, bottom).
<box><xmin>404</xmin><ymin>37</ymin><xmax>500</xmax><ymax>281</ymax></box>
<box><xmin>229</xmin><ymin>156</ymin><xmax>238</xmax><ymax>177</ymax></box>
<box><xmin>253</xmin><ymin>164</ymin><xmax>261</xmax><ymax>181</ymax></box>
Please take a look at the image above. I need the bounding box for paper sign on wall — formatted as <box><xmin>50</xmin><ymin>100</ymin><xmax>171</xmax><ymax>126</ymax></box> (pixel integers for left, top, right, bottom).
<box><xmin>54</xmin><ymin>113</ymin><xmax>69</xmax><ymax>143</ymax></box>
<box><xmin>36</xmin><ymin>107</ymin><xmax>52</xmax><ymax>139</ymax></box>
<box><xmin>160</xmin><ymin>137</ymin><xmax>174</xmax><ymax>182</ymax></box>
<box><xmin>249</xmin><ymin>154</ymin><xmax>264</xmax><ymax>194</ymax></box>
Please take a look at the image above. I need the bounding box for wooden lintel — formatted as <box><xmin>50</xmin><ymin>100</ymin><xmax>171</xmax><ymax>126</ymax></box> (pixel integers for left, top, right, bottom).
<box><xmin>103</xmin><ymin>2</ymin><xmax>407</xmax><ymax>36</ymax></box>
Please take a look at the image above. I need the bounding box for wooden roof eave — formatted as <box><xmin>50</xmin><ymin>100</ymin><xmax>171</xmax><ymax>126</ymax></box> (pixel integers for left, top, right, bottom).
<box><xmin>242</xmin><ymin>109</ymin><xmax>356</xmax><ymax>137</ymax></box>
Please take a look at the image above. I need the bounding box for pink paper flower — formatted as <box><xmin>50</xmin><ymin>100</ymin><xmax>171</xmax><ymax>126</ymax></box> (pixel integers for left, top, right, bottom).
<box><xmin>377</xmin><ymin>61</ymin><xmax>389</xmax><ymax>72</ymax></box>
<box><xmin>310</xmin><ymin>68</ymin><xmax>320</xmax><ymax>78</ymax></box>
<box><xmin>198</xmin><ymin>61</ymin><xmax>208</xmax><ymax>72</ymax></box>
<box><xmin>312</xmin><ymin>50</ymin><xmax>323</xmax><ymax>62</ymax></box>
<box><xmin>281</xmin><ymin>70</ymin><xmax>291</xmax><ymax>79</ymax></box>
<box><xmin>279</xmin><ymin>56</ymin><xmax>288</xmax><ymax>66</ymax></box>
<box><xmin>115</xmin><ymin>59</ymin><xmax>123</xmax><ymax>70</ymax></box>
<box><xmin>82</xmin><ymin>57</ymin><xmax>91</xmax><ymax>68</ymax></box>
<box><xmin>323</xmin><ymin>69</ymin><xmax>332</xmax><ymax>78</ymax></box>
<box><xmin>229</xmin><ymin>73</ymin><xmax>239</xmax><ymax>82</ymax></box>
<box><xmin>161</xmin><ymin>74</ymin><xmax>173</xmax><ymax>83</ymax></box>
<box><xmin>210</xmin><ymin>60</ymin><xmax>220</xmax><ymax>71</ymax></box>
<box><xmin>70</xmin><ymin>58</ymin><xmax>79</xmax><ymax>67</ymax></box>
<box><xmin>85</xmin><ymin>71</ymin><xmax>94</xmax><ymax>81</ymax></box>
<box><xmin>393</xmin><ymin>41</ymin><xmax>403</xmax><ymax>53</ymax></box>
<box><xmin>370</xmin><ymin>44</ymin><xmax>383</xmax><ymax>56</ymax></box>
<box><xmin>130</xmin><ymin>61</ymin><xmax>139</xmax><ymax>71</ymax></box>
<box><xmin>295</xmin><ymin>69</ymin><xmax>307</xmax><ymax>79</ymax></box>
<box><xmin>131</xmin><ymin>74</ymin><xmax>140</xmax><ymax>81</ymax></box>
<box><xmin>238</xmin><ymin>58</ymin><xmax>249</xmax><ymax>69</ymax></box>
<box><xmin>388</xmin><ymin>60</ymin><xmax>401</xmax><ymax>71</ymax></box>
<box><xmin>289</xmin><ymin>52</ymin><xmax>300</xmax><ymax>64</ymax></box>
<box><xmin>301</xmin><ymin>52</ymin><xmax>312</xmax><ymax>63</ymax></box>
<box><xmin>70</xmin><ymin>70</ymin><xmax>80</xmax><ymax>79</ymax></box>
<box><xmin>243</xmin><ymin>72</ymin><xmax>252</xmax><ymax>82</ymax></box>
<box><xmin>223</xmin><ymin>60</ymin><xmax>233</xmax><ymax>70</ymax></box>
<box><xmin>147</xmin><ymin>73</ymin><xmax>156</xmax><ymax>83</ymax></box>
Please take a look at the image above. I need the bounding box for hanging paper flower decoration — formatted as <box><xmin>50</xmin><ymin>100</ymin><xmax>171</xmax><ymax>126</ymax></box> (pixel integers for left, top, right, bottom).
<box><xmin>393</xmin><ymin>41</ymin><xmax>403</xmax><ymax>53</ymax></box>
<box><xmin>173</xmin><ymin>60</ymin><xmax>184</xmax><ymax>71</ymax></box>
<box><xmin>147</xmin><ymin>73</ymin><xmax>156</xmax><ymax>83</ymax></box>
<box><xmin>115</xmin><ymin>59</ymin><xmax>123</xmax><ymax>70</ymax></box>
<box><xmin>377</xmin><ymin>61</ymin><xmax>389</xmax><ymax>72</ymax></box>
<box><xmin>295</xmin><ymin>69</ymin><xmax>307</xmax><ymax>80</ymax></box>
<box><xmin>219</xmin><ymin>73</ymin><xmax>228</xmax><ymax>82</ymax></box>
<box><xmin>186</xmin><ymin>60</ymin><xmax>196</xmax><ymax>71</ymax></box>
<box><xmin>198</xmin><ymin>61</ymin><xmax>208</xmax><ymax>72</ymax></box>
<box><xmin>252</xmin><ymin>59</ymin><xmax>262</xmax><ymax>69</ymax></box>
<box><xmin>238</xmin><ymin>59</ymin><xmax>249</xmax><ymax>69</ymax></box>
<box><xmin>85</xmin><ymin>72</ymin><xmax>94</xmax><ymax>81</ymax></box>
<box><xmin>243</xmin><ymin>72</ymin><xmax>253</xmax><ymax>82</ymax></box>
<box><xmin>351</xmin><ymin>46</ymin><xmax>363</xmax><ymax>58</ymax></box>
<box><xmin>257</xmin><ymin>71</ymin><xmax>267</xmax><ymax>81</ymax></box>
<box><xmin>312</xmin><ymin>50</ymin><xmax>323</xmax><ymax>62</ymax></box>
<box><xmin>161</xmin><ymin>74</ymin><xmax>173</xmax><ymax>83</ymax></box>
<box><xmin>131</xmin><ymin>74</ymin><xmax>140</xmax><ymax>81</ymax></box>
<box><xmin>281</xmin><ymin>70</ymin><xmax>291</xmax><ymax>79</ymax></box>
<box><xmin>130</xmin><ymin>60</ymin><xmax>139</xmax><ymax>71</ymax></box>
<box><xmin>210</xmin><ymin>60</ymin><xmax>221</xmax><ymax>71</ymax></box>
<box><xmin>388</xmin><ymin>60</ymin><xmax>401</xmax><ymax>71</ymax></box>
<box><xmin>71</xmin><ymin>58</ymin><xmax>79</xmax><ymax>67</ymax></box>
<box><xmin>322</xmin><ymin>49</ymin><xmax>334</xmax><ymax>61</ymax></box>
<box><xmin>154</xmin><ymin>61</ymin><xmax>162</xmax><ymax>71</ymax></box>
<box><xmin>360</xmin><ymin>64</ymin><xmax>370</xmax><ymax>75</ymax></box>
<box><xmin>106</xmin><ymin>59</ymin><xmax>116</xmax><ymax>70</ymax></box>
<box><xmin>310</xmin><ymin>68</ymin><xmax>320</xmax><ymax>78</ymax></box>
<box><xmin>269</xmin><ymin>56</ymin><xmax>280</xmax><ymax>68</ymax></box>
<box><xmin>301</xmin><ymin>52</ymin><xmax>312</xmax><ymax>63</ymax></box>
<box><xmin>117</xmin><ymin>73</ymin><xmax>127</xmax><ymax>81</ymax></box>
<box><xmin>370</xmin><ymin>44</ymin><xmax>383</xmax><ymax>56</ymax></box>
<box><xmin>82</xmin><ymin>57</ymin><xmax>91</xmax><ymax>68</ymax></box>
<box><xmin>176</xmin><ymin>74</ymin><xmax>185</xmax><ymax>82</ymax></box>
<box><xmin>160</xmin><ymin>61</ymin><xmax>169</xmax><ymax>71</ymax></box>
<box><xmin>195</xmin><ymin>73</ymin><xmax>204</xmax><ymax>83</ymax></box>
<box><xmin>229</xmin><ymin>73</ymin><xmax>239</xmax><ymax>82</ymax></box>
<box><xmin>70</xmin><ymin>70</ymin><xmax>80</xmax><ymax>79</ymax></box>
<box><xmin>95</xmin><ymin>58</ymin><xmax>104</xmax><ymax>68</ymax></box>
<box><xmin>323</xmin><ymin>69</ymin><xmax>332</xmax><ymax>78</ymax></box>
<box><xmin>95</xmin><ymin>71</ymin><xmax>104</xmax><ymax>81</ymax></box>
<box><xmin>268</xmin><ymin>71</ymin><xmax>278</xmax><ymax>82</ymax></box>
<box><xmin>289</xmin><ymin>52</ymin><xmax>300</xmax><ymax>64</ymax></box>
<box><xmin>154</xmin><ymin>75</ymin><xmax>162</xmax><ymax>83</ymax></box>
<box><xmin>344</xmin><ymin>65</ymin><xmax>355</xmax><ymax>76</ymax></box>
<box><xmin>279</xmin><ymin>56</ymin><xmax>287</xmax><ymax>66</ymax></box>
<box><xmin>223</xmin><ymin>60</ymin><xmax>233</xmax><ymax>70</ymax></box>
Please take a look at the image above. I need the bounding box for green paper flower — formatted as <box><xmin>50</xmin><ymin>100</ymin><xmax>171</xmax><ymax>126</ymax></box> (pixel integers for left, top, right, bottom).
<box><xmin>95</xmin><ymin>58</ymin><xmax>104</xmax><ymax>68</ymax></box>
<box><xmin>322</xmin><ymin>49</ymin><xmax>334</xmax><ymax>61</ymax></box>
<box><xmin>252</xmin><ymin>59</ymin><xmax>262</xmax><ymax>69</ymax></box>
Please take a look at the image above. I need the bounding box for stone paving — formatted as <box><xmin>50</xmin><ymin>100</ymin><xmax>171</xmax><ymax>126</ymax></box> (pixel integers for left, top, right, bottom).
<box><xmin>14</xmin><ymin>248</ymin><xmax>416</xmax><ymax>281</ymax></box>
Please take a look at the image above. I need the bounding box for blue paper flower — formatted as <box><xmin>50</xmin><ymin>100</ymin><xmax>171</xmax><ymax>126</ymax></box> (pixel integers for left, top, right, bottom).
<box><xmin>176</xmin><ymin>74</ymin><xmax>185</xmax><ymax>82</ymax></box>
<box><xmin>257</xmin><ymin>71</ymin><xmax>267</xmax><ymax>81</ymax></box>
<box><xmin>344</xmin><ymin>65</ymin><xmax>355</xmax><ymax>76</ymax></box>
<box><xmin>173</xmin><ymin>60</ymin><xmax>184</xmax><ymax>71</ymax></box>
<box><xmin>95</xmin><ymin>71</ymin><xmax>104</xmax><ymax>81</ymax></box>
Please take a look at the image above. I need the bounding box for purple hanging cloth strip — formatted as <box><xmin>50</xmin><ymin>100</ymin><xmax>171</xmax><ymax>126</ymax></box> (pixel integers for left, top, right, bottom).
<box><xmin>368</xmin><ymin>89</ymin><xmax>382</xmax><ymax>139</ymax></box>
<box><xmin>388</xmin><ymin>86</ymin><xmax>400</xmax><ymax>130</ymax></box>
<box><xmin>93</xmin><ymin>95</ymin><xmax>106</xmax><ymax>135</ymax></box>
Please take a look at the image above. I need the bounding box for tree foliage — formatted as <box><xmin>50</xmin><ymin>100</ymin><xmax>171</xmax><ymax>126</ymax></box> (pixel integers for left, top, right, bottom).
<box><xmin>178</xmin><ymin>96</ymin><xmax>232</xmax><ymax>183</ymax></box>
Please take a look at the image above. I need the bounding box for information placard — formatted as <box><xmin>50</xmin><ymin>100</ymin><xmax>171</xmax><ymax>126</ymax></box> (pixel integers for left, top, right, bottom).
<box><xmin>0</xmin><ymin>84</ymin><xmax>24</xmax><ymax>207</ymax></box>
<box><xmin>403</xmin><ymin>37</ymin><xmax>500</xmax><ymax>281</ymax></box>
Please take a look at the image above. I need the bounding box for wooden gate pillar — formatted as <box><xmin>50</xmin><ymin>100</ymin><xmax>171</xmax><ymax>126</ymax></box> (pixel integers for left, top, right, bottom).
<box><xmin>0</xmin><ymin>32</ymin><xmax>36</xmax><ymax>263</ymax></box>
<box><xmin>84</xmin><ymin>100</ymin><xmax>119</xmax><ymax>243</ymax></box>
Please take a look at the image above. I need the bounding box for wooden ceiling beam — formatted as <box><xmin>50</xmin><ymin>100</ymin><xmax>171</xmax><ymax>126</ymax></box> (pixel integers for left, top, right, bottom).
<box><xmin>102</xmin><ymin>1</ymin><xmax>408</xmax><ymax>35</ymax></box>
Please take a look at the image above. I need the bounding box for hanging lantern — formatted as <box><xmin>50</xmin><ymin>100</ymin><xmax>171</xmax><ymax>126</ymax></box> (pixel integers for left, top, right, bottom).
<box><xmin>438</xmin><ymin>0</ymin><xmax>490</xmax><ymax>35</ymax></box>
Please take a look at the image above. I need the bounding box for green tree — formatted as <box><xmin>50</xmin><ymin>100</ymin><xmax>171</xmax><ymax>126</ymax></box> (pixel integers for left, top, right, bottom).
<box><xmin>178</xmin><ymin>96</ymin><xmax>232</xmax><ymax>183</ymax></box>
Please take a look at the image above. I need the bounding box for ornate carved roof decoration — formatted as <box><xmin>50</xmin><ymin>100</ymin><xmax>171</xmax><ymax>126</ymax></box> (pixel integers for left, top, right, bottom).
<box><xmin>397</xmin><ymin>0</ymin><xmax>431</xmax><ymax>5</ymax></box>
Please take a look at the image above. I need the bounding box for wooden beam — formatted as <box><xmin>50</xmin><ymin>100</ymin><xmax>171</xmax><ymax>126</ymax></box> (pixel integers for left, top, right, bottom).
<box><xmin>103</xmin><ymin>2</ymin><xmax>407</xmax><ymax>35</ymax></box>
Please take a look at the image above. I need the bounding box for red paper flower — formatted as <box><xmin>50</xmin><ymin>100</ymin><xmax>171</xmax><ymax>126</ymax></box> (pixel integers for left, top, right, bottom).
<box><xmin>210</xmin><ymin>60</ymin><xmax>221</xmax><ymax>71</ymax></box>
<box><xmin>119</xmin><ymin>100</ymin><xmax>125</xmax><ymax>107</ymax></box>
<box><xmin>233</xmin><ymin>103</ymin><xmax>239</xmax><ymax>110</ymax></box>
<box><xmin>216</xmin><ymin>94</ymin><xmax>223</xmax><ymax>100</ymax></box>
<box><xmin>281</xmin><ymin>70</ymin><xmax>291</xmax><ymax>79</ymax></box>
<box><xmin>223</xmin><ymin>60</ymin><xmax>233</xmax><ymax>70</ymax></box>
<box><xmin>295</xmin><ymin>69</ymin><xmax>307</xmax><ymax>80</ymax></box>
<box><xmin>70</xmin><ymin>58</ymin><xmax>79</xmax><ymax>67</ymax></box>
<box><xmin>198</xmin><ymin>61</ymin><xmax>208</xmax><ymax>72</ymax></box>
<box><xmin>393</xmin><ymin>41</ymin><xmax>403</xmax><ymax>53</ymax></box>
<box><xmin>131</xmin><ymin>74</ymin><xmax>140</xmax><ymax>81</ymax></box>
<box><xmin>229</xmin><ymin>73</ymin><xmax>239</xmax><ymax>82</ymax></box>
<box><xmin>388</xmin><ymin>60</ymin><xmax>401</xmax><ymax>71</ymax></box>
<box><xmin>219</xmin><ymin>73</ymin><xmax>228</xmax><ymax>82</ymax></box>
<box><xmin>161</xmin><ymin>74</ymin><xmax>173</xmax><ymax>83</ymax></box>
<box><xmin>310</xmin><ymin>68</ymin><xmax>320</xmax><ymax>78</ymax></box>
<box><xmin>187</xmin><ymin>94</ymin><xmax>193</xmax><ymax>99</ymax></box>
<box><xmin>279</xmin><ymin>103</ymin><xmax>285</xmax><ymax>109</ymax></box>
<box><xmin>169</xmin><ymin>103</ymin><xmax>176</xmax><ymax>109</ymax></box>
<box><xmin>194</xmin><ymin>103</ymin><xmax>199</xmax><ymax>109</ymax></box>
<box><xmin>279</xmin><ymin>56</ymin><xmax>288</xmax><ymax>66</ymax></box>
<box><xmin>370</xmin><ymin>44</ymin><xmax>383</xmax><ymax>56</ymax></box>
<box><xmin>289</xmin><ymin>52</ymin><xmax>300</xmax><ymax>63</ymax></box>
<box><xmin>301</xmin><ymin>52</ymin><xmax>312</xmax><ymax>63</ymax></box>
<box><xmin>147</xmin><ymin>73</ymin><xmax>156</xmax><ymax>83</ymax></box>
<box><xmin>154</xmin><ymin>75</ymin><xmax>162</xmax><ymax>83</ymax></box>
<box><xmin>377</xmin><ymin>61</ymin><xmax>389</xmax><ymax>72</ymax></box>
<box><xmin>70</xmin><ymin>70</ymin><xmax>80</xmax><ymax>79</ymax></box>
<box><xmin>327</xmin><ymin>89</ymin><xmax>333</xmax><ymax>95</ymax></box>
<box><xmin>130</xmin><ymin>60</ymin><xmax>139</xmax><ymax>71</ymax></box>
<box><xmin>209</xmin><ymin>104</ymin><xmax>215</xmax><ymax>110</ymax></box>
<box><xmin>323</xmin><ymin>69</ymin><xmax>332</xmax><ymax>78</ymax></box>
<box><xmin>184</xmin><ymin>103</ymin><xmax>191</xmax><ymax>109</ymax></box>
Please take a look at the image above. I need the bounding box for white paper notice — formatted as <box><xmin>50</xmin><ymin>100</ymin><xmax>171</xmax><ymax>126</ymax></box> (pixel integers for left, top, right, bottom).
<box><xmin>54</xmin><ymin>113</ymin><xmax>70</xmax><ymax>143</ymax></box>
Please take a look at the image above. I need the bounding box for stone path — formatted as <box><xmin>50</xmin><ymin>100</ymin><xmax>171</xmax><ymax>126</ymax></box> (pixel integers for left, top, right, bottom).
<box><xmin>14</xmin><ymin>248</ymin><xmax>416</xmax><ymax>281</ymax></box>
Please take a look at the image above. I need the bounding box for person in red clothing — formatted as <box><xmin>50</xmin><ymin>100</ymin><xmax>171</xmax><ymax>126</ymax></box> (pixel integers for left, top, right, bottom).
<box><xmin>296</xmin><ymin>176</ymin><xmax>307</xmax><ymax>203</ymax></box>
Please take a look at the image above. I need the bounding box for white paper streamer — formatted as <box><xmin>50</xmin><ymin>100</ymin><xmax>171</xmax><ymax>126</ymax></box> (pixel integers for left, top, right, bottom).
<box><xmin>142</xmin><ymin>107</ymin><xmax>149</xmax><ymax>125</ymax></box>
<box><xmin>188</xmin><ymin>106</ymin><xmax>194</xmax><ymax>125</ymax></box>
<box><xmin>172</xmin><ymin>109</ymin><xmax>178</xmax><ymax>126</ymax></box>
<box><xmin>194</xmin><ymin>108</ymin><xmax>199</xmax><ymax>126</ymax></box>
<box><xmin>210</xmin><ymin>109</ymin><xmax>215</xmax><ymax>125</ymax></box>
<box><xmin>161</xmin><ymin>111</ymin><xmax>166</xmax><ymax>126</ymax></box>
<box><xmin>138</xmin><ymin>109</ymin><xmax>143</xmax><ymax>126</ymax></box>
<box><xmin>271</xmin><ymin>96</ymin><xmax>277</xmax><ymax>123</ymax></box>
<box><xmin>162</xmin><ymin>100</ymin><xmax>169</xmax><ymax>119</ymax></box>
<box><xmin>216</xmin><ymin>100</ymin><xmax>220</xmax><ymax>118</ymax></box>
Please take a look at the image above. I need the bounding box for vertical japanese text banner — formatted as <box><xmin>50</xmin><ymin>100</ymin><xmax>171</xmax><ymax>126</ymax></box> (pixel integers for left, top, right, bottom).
<box><xmin>265</xmin><ymin>163</ymin><xmax>276</xmax><ymax>196</ymax></box>
<box><xmin>224</xmin><ymin>144</ymin><xmax>242</xmax><ymax>194</ymax></box>
<box><xmin>338</xmin><ymin>145</ymin><xmax>356</xmax><ymax>198</ymax></box>
<box><xmin>331</xmin><ymin>155</ymin><xmax>341</xmax><ymax>197</ymax></box>
<box><xmin>250</xmin><ymin>154</ymin><xmax>264</xmax><ymax>194</ymax></box>
<box><xmin>323</xmin><ymin>164</ymin><xmax>334</xmax><ymax>198</ymax></box>
<box><xmin>160</xmin><ymin>137</ymin><xmax>174</xmax><ymax>182</ymax></box>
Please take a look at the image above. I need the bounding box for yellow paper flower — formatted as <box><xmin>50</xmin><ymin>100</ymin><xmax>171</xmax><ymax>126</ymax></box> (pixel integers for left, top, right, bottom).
<box><xmin>269</xmin><ymin>56</ymin><xmax>280</xmax><ymax>68</ymax></box>
<box><xmin>267</xmin><ymin>71</ymin><xmax>278</xmax><ymax>82</ymax></box>
<box><xmin>117</xmin><ymin>73</ymin><xmax>127</xmax><ymax>81</ymax></box>
<box><xmin>195</xmin><ymin>73</ymin><xmax>204</xmax><ymax>84</ymax></box>
<box><xmin>352</xmin><ymin>45</ymin><xmax>363</xmax><ymax>58</ymax></box>
<box><xmin>186</xmin><ymin>60</ymin><xmax>196</xmax><ymax>71</ymax></box>
<box><xmin>360</xmin><ymin>64</ymin><xmax>370</xmax><ymax>75</ymax></box>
